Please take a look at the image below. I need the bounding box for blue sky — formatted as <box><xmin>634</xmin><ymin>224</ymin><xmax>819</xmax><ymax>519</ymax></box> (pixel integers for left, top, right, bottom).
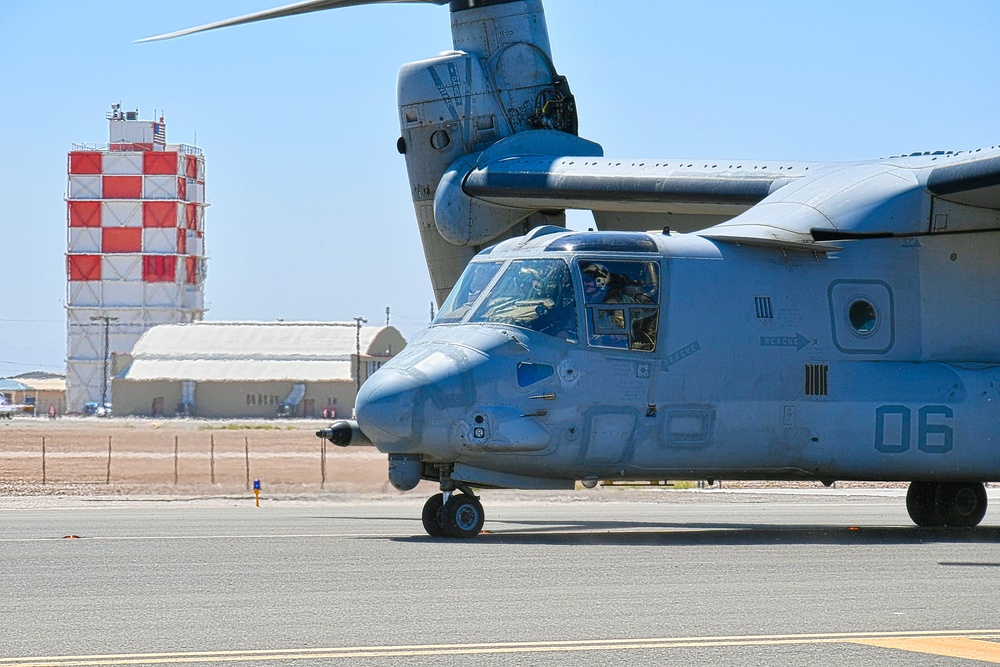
<box><xmin>1</xmin><ymin>1</ymin><xmax>998</xmax><ymax>376</ymax></box>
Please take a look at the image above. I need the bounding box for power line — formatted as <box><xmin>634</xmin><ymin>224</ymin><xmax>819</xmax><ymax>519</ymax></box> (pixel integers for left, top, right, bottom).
<box><xmin>0</xmin><ymin>360</ymin><xmax>64</xmax><ymax>369</ymax></box>
<box><xmin>0</xmin><ymin>318</ymin><xmax>63</xmax><ymax>323</ymax></box>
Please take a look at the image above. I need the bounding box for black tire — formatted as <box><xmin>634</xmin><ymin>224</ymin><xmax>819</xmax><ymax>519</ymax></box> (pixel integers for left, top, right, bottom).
<box><xmin>441</xmin><ymin>493</ymin><xmax>485</xmax><ymax>539</ymax></box>
<box><xmin>906</xmin><ymin>481</ymin><xmax>943</xmax><ymax>527</ymax></box>
<box><xmin>937</xmin><ymin>482</ymin><xmax>988</xmax><ymax>528</ymax></box>
<box><xmin>421</xmin><ymin>493</ymin><xmax>448</xmax><ymax>537</ymax></box>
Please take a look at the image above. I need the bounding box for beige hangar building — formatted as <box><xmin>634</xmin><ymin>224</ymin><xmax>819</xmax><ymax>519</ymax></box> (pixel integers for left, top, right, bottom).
<box><xmin>111</xmin><ymin>321</ymin><xmax>406</xmax><ymax>418</ymax></box>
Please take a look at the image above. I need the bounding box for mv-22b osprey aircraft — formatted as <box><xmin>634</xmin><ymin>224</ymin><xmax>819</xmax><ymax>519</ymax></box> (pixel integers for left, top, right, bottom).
<box><xmin>148</xmin><ymin>0</ymin><xmax>1000</xmax><ymax>537</ymax></box>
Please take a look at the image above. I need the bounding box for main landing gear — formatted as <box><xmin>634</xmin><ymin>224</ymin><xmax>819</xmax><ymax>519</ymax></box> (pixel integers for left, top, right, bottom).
<box><xmin>906</xmin><ymin>481</ymin><xmax>988</xmax><ymax>528</ymax></box>
<box><xmin>421</xmin><ymin>472</ymin><xmax>485</xmax><ymax>538</ymax></box>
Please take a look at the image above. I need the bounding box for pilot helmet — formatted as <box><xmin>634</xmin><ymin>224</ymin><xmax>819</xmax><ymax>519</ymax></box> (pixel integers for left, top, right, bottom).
<box><xmin>581</xmin><ymin>262</ymin><xmax>611</xmax><ymax>300</ymax></box>
<box><xmin>581</xmin><ymin>263</ymin><xmax>610</xmax><ymax>285</ymax></box>
<box><xmin>582</xmin><ymin>262</ymin><xmax>610</xmax><ymax>285</ymax></box>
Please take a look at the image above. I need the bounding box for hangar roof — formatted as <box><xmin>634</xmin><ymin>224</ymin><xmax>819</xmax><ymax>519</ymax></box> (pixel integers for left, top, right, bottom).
<box><xmin>0</xmin><ymin>380</ymin><xmax>31</xmax><ymax>391</ymax></box>
<box><xmin>0</xmin><ymin>377</ymin><xmax>66</xmax><ymax>392</ymax></box>
<box><xmin>121</xmin><ymin>321</ymin><xmax>406</xmax><ymax>382</ymax></box>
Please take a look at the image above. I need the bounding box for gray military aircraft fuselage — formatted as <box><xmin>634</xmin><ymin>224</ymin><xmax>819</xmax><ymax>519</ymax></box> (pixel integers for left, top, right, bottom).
<box><xmin>362</xmin><ymin>225</ymin><xmax>997</xmax><ymax>476</ymax></box>
<box><xmin>143</xmin><ymin>0</ymin><xmax>1000</xmax><ymax>537</ymax></box>
<box><xmin>348</xmin><ymin>207</ymin><xmax>1000</xmax><ymax>536</ymax></box>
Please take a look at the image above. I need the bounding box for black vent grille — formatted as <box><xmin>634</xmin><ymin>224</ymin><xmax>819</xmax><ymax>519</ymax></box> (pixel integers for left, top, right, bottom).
<box><xmin>805</xmin><ymin>364</ymin><xmax>829</xmax><ymax>396</ymax></box>
<box><xmin>754</xmin><ymin>296</ymin><xmax>773</xmax><ymax>319</ymax></box>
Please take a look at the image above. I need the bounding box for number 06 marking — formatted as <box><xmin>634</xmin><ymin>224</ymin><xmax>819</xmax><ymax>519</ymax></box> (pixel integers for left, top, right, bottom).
<box><xmin>874</xmin><ymin>405</ymin><xmax>953</xmax><ymax>454</ymax></box>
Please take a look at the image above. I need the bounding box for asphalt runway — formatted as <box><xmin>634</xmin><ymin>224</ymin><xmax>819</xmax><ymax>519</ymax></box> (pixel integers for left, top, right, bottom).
<box><xmin>2</xmin><ymin>489</ymin><xmax>1000</xmax><ymax>666</ymax></box>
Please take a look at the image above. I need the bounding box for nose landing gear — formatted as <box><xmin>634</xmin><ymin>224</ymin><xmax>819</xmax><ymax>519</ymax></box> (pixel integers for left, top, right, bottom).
<box><xmin>906</xmin><ymin>481</ymin><xmax>988</xmax><ymax>527</ymax></box>
<box><xmin>421</xmin><ymin>474</ymin><xmax>486</xmax><ymax>538</ymax></box>
<box><xmin>422</xmin><ymin>492</ymin><xmax>485</xmax><ymax>538</ymax></box>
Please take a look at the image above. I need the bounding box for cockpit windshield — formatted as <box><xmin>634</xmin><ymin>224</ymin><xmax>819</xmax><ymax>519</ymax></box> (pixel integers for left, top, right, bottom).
<box><xmin>433</xmin><ymin>260</ymin><xmax>504</xmax><ymax>324</ymax></box>
<box><xmin>468</xmin><ymin>259</ymin><xmax>578</xmax><ymax>342</ymax></box>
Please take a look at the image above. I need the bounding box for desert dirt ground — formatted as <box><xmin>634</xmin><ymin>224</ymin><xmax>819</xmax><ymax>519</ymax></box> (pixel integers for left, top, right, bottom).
<box><xmin>0</xmin><ymin>415</ymin><xmax>420</xmax><ymax>498</ymax></box>
<box><xmin>0</xmin><ymin>415</ymin><xmax>913</xmax><ymax>502</ymax></box>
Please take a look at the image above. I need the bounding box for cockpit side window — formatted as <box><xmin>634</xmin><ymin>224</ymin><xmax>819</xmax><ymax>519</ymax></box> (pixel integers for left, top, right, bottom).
<box><xmin>578</xmin><ymin>259</ymin><xmax>660</xmax><ymax>351</ymax></box>
<box><xmin>433</xmin><ymin>261</ymin><xmax>504</xmax><ymax>324</ymax></box>
<box><xmin>468</xmin><ymin>259</ymin><xmax>578</xmax><ymax>342</ymax></box>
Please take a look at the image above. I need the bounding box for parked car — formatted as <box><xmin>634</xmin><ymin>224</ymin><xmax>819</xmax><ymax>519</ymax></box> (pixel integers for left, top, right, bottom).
<box><xmin>82</xmin><ymin>402</ymin><xmax>112</xmax><ymax>417</ymax></box>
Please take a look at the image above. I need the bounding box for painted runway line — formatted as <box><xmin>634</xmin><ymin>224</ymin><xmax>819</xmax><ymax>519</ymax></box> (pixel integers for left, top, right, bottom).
<box><xmin>853</xmin><ymin>637</ymin><xmax>1000</xmax><ymax>663</ymax></box>
<box><xmin>3</xmin><ymin>629</ymin><xmax>1000</xmax><ymax>666</ymax></box>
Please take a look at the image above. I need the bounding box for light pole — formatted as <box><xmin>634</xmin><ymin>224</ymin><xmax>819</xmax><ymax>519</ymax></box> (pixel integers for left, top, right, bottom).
<box><xmin>90</xmin><ymin>315</ymin><xmax>118</xmax><ymax>409</ymax></box>
<box><xmin>354</xmin><ymin>316</ymin><xmax>368</xmax><ymax>393</ymax></box>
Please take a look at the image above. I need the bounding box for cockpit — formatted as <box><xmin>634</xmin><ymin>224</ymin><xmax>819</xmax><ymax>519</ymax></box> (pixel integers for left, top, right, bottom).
<box><xmin>433</xmin><ymin>254</ymin><xmax>661</xmax><ymax>352</ymax></box>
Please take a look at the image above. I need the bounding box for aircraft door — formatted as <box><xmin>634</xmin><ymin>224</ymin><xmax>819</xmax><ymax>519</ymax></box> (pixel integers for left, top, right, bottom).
<box><xmin>575</xmin><ymin>259</ymin><xmax>661</xmax><ymax>468</ymax></box>
<box><xmin>576</xmin><ymin>358</ymin><xmax>657</xmax><ymax>467</ymax></box>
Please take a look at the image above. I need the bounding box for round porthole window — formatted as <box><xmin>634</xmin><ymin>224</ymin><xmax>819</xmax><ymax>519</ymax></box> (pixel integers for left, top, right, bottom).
<box><xmin>848</xmin><ymin>299</ymin><xmax>878</xmax><ymax>336</ymax></box>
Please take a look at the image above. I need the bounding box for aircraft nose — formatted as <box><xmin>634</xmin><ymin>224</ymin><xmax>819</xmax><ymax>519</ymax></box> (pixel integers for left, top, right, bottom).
<box><xmin>355</xmin><ymin>367</ymin><xmax>418</xmax><ymax>445</ymax></box>
<box><xmin>355</xmin><ymin>342</ymin><xmax>489</xmax><ymax>454</ymax></box>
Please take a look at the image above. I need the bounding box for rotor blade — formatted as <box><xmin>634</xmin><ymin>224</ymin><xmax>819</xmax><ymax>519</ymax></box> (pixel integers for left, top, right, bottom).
<box><xmin>137</xmin><ymin>0</ymin><xmax>448</xmax><ymax>43</ymax></box>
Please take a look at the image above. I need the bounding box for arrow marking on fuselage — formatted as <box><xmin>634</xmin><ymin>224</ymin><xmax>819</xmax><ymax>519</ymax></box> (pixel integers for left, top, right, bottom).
<box><xmin>663</xmin><ymin>341</ymin><xmax>701</xmax><ymax>371</ymax></box>
<box><xmin>760</xmin><ymin>333</ymin><xmax>811</xmax><ymax>351</ymax></box>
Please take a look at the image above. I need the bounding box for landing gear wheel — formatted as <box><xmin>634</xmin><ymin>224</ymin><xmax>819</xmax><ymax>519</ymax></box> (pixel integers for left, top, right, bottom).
<box><xmin>906</xmin><ymin>482</ymin><xmax>942</xmax><ymax>527</ymax></box>
<box><xmin>440</xmin><ymin>493</ymin><xmax>485</xmax><ymax>539</ymax></box>
<box><xmin>906</xmin><ymin>481</ymin><xmax>988</xmax><ymax>528</ymax></box>
<box><xmin>421</xmin><ymin>493</ymin><xmax>448</xmax><ymax>537</ymax></box>
<box><xmin>937</xmin><ymin>482</ymin><xmax>988</xmax><ymax>528</ymax></box>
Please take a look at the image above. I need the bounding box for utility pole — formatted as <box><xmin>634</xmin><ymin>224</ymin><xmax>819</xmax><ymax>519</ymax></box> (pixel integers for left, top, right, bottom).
<box><xmin>90</xmin><ymin>315</ymin><xmax>119</xmax><ymax>409</ymax></box>
<box><xmin>354</xmin><ymin>316</ymin><xmax>368</xmax><ymax>393</ymax></box>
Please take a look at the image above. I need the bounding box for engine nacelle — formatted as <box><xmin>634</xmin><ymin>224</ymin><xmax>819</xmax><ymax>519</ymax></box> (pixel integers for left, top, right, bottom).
<box><xmin>396</xmin><ymin>0</ymin><xmax>583</xmax><ymax>304</ymax></box>
<box><xmin>434</xmin><ymin>130</ymin><xmax>602</xmax><ymax>245</ymax></box>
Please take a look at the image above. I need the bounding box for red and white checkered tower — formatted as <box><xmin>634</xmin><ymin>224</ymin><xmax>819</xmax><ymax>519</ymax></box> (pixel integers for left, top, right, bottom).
<box><xmin>66</xmin><ymin>105</ymin><xmax>207</xmax><ymax>412</ymax></box>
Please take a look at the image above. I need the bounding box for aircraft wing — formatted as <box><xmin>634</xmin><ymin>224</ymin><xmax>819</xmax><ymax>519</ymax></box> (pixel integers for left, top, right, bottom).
<box><xmin>686</xmin><ymin>147</ymin><xmax>1000</xmax><ymax>252</ymax></box>
<box><xmin>926</xmin><ymin>152</ymin><xmax>1000</xmax><ymax>210</ymax></box>
<box><xmin>463</xmin><ymin>156</ymin><xmax>809</xmax><ymax>220</ymax></box>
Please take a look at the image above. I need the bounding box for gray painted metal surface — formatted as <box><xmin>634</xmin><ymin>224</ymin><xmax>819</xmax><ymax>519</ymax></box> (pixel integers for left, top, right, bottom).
<box><xmin>146</xmin><ymin>0</ymin><xmax>1000</xmax><ymax>536</ymax></box>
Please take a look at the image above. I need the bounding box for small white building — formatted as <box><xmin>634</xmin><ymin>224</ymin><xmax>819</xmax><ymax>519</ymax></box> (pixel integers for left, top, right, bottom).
<box><xmin>112</xmin><ymin>321</ymin><xmax>405</xmax><ymax>418</ymax></box>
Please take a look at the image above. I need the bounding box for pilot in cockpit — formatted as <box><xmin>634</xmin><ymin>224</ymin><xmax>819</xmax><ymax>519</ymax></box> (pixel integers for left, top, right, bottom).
<box><xmin>581</xmin><ymin>262</ymin><xmax>655</xmax><ymax>306</ymax></box>
<box><xmin>581</xmin><ymin>262</ymin><xmax>612</xmax><ymax>302</ymax></box>
<box><xmin>513</xmin><ymin>266</ymin><xmax>544</xmax><ymax>299</ymax></box>
<box><xmin>580</xmin><ymin>261</ymin><xmax>659</xmax><ymax>351</ymax></box>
